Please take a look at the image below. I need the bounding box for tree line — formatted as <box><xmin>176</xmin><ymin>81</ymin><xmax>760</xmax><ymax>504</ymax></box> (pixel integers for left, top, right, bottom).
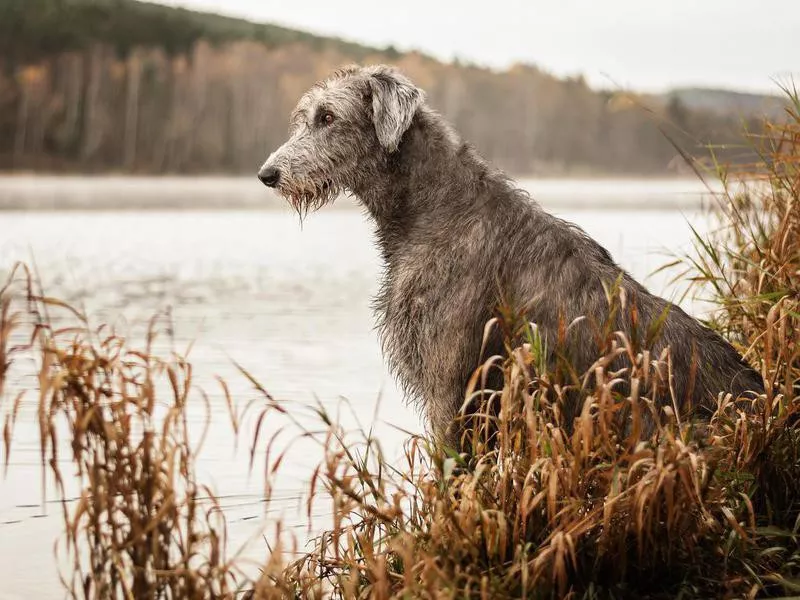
<box><xmin>0</xmin><ymin>1</ymin><xmax>763</xmax><ymax>175</ymax></box>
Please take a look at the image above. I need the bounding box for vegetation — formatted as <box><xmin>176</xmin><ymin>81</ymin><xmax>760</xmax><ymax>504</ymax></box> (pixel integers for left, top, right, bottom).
<box><xmin>0</xmin><ymin>0</ymin><xmax>780</xmax><ymax>175</ymax></box>
<box><xmin>0</xmin><ymin>273</ymin><xmax>247</xmax><ymax>597</ymax></box>
<box><xmin>1</xmin><ymin>91</ymin><xmax>798</xmax><ymax>598</ymax></box>
<box><xmin>0</xmin><ymin>0</ymin><xmax>376</xmax><ymax>61</ymax></box>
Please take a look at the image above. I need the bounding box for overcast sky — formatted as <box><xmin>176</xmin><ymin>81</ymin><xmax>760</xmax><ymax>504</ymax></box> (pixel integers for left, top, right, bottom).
<box><xmin>158</xmin><ymin>0</ymin><xmax>798</xmax><ymax>93</ymax></box>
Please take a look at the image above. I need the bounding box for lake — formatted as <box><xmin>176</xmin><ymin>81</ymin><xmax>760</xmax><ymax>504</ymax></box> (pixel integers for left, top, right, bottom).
<box><xmin>0</xmin><ymin>176</ymin><xmax>716</xmax><ymax>599</ymax></box>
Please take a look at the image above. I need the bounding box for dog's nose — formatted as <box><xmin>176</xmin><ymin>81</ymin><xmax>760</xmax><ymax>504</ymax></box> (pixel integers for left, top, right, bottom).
<box><xmin>258</xmin><ymin>166</ymin><xmax>280</xmax><ymax>187</ymax></box>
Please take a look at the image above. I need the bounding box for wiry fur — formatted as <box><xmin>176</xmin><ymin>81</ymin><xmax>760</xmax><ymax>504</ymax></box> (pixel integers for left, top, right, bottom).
<box><xmin>259</xmin><ymin>65</ymin><xmax>764</xmax><ymax>445</ymax></box>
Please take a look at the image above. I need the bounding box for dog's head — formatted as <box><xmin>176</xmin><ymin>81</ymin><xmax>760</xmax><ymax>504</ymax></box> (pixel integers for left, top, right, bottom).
<box><xmin>258</xmin><ymin>65</ymin><xmax>424</xmax><ymax>214</ymax></box>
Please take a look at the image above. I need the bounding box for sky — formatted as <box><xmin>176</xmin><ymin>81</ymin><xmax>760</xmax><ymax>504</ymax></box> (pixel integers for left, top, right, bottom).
<box><xmin>157</xmin><ymin>0</ymin><xmax>799</xmax><ymax>94</ymax></box>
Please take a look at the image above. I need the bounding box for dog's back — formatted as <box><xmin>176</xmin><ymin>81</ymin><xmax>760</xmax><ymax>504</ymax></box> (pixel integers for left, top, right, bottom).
<box><xmin>505</xmin><ymin>197</ymin><xmax>763</xmax><ymax>410</ymax></box>
<box><xmin>378</xmin><ymin>160</ymin><xmax>763</xmax><ymax>442</ymax></box>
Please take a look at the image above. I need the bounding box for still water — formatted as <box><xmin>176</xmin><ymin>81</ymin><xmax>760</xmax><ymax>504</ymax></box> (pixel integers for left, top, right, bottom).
<box><xmin>0</xmin><ymin>177</ymin><xmax>714</xmax><ymax>598</ymax></box>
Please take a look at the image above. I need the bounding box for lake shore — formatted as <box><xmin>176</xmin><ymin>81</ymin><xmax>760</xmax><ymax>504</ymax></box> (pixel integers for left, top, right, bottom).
<box><xmin>0</xmin><ymin>175</ymin><xmax>718</xmax><ymax>212</ymax></box>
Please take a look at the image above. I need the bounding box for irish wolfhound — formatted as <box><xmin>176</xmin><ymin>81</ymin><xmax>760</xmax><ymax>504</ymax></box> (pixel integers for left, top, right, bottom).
<box><xmin>258</xmin><ymin>65</ymin><xmax>763</xmax><ymax>446</ymax></box>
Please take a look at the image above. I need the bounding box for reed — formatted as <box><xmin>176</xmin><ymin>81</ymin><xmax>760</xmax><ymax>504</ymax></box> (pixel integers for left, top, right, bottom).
<box><xmin>1</xmin><ymin>265</ymin><xmax>247</xmax><ymax>599</ymax></box>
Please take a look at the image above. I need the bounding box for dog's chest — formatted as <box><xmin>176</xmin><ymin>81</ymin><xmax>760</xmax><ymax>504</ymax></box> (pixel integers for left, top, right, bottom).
<box><xmin>375</xmin><ymin>248</ymin><xmax>477</xmax><ymax>393</ymax></box>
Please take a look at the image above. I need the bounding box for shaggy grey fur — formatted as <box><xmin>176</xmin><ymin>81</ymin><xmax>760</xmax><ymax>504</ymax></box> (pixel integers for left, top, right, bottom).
<box><xmin>259</xmin><ymin>65</ymin><xmax>763</xmax><ymax>445</ymax></box>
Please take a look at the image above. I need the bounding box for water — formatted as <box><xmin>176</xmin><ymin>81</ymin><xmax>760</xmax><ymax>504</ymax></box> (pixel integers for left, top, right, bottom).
<box><xmin>0</xmin><ymin>177</ymin><xmax>713</xmax><ymax>599</ymax></box>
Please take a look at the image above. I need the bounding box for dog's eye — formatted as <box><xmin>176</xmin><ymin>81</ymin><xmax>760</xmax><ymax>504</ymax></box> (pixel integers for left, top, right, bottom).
<box><xmin>319</xmin><ymin>112</ymin><xmax>335</xmax><ymax>126</ymax></box>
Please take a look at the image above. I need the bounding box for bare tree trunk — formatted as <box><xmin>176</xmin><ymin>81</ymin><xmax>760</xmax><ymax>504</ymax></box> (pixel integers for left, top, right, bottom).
<box><xmin>64</xmin><ymin>55</ymin><xmax>83</xmax><ymax>144</ymax></box>
<box><xmin>81</xmin><ymin>46</ymin><xmax>103</xmax><ymax>161</ymax></box>
<box><xmin>124</xmin><ymin>52</ymin><xmax>141</xmax><ymax>169</ymax></box>
<box><xmin>13</xmin><ymin>78</ymin><xmax>29</xmax><ymax>166</ymax></box>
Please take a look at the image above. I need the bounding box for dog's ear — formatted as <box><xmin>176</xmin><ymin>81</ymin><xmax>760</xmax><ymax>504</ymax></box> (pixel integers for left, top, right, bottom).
<box><xmin>367</xmin><ymin>67</ymin><xmax>424</xmax><ymax>152</ymax></box>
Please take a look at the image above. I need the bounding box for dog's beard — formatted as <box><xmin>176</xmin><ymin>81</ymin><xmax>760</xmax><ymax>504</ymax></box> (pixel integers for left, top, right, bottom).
<box><xmin>277</xmin><ymin>175</ymin><xmax>340</xmax><ymax>220</ymax></box>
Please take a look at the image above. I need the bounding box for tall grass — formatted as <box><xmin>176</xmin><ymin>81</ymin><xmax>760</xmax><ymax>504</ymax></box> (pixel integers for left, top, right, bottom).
<box><xmin>1</xmin><ymin>89</ymin><xmax>798</xmax><ymax>598</ymax></box>
<box><xmin>1</xmin><ymin>266</ymin><xmax>247</xmax><ymax>598</ymax></box>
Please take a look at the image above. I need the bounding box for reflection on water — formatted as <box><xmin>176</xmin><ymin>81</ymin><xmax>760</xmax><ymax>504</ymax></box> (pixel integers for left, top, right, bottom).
<box><xmin>0</xmin><ymin>177</ymin><xmax>710</xmax><ymax>599</ymax></box>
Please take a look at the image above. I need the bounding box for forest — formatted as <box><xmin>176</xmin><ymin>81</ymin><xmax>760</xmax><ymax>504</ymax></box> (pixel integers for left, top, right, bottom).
<box><xmin>0</xmin><ymin>0</ymin><xmax>778</xmax><ymax>175</ymax></box>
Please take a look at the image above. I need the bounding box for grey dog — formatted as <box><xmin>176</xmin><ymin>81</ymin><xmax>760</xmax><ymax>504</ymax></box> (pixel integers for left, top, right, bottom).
<box><xmin>258</xmin><ymin>64</ymin><xmax>763</xmax><ymax>446</ymax></box>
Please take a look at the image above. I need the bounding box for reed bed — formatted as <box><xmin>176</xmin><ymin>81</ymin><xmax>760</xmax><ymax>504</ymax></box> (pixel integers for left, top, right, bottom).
<box><xmin>1</xmin><ymin>90</ymin><xmax>799</xmax><ymax>598</ymax></box>
<box><xmin>1</xmin><ymin>266</ymin><xmax>247</xmax><ymax>599</ymax></box>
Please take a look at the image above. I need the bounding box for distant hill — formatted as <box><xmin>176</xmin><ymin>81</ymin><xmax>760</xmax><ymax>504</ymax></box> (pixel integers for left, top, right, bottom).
<box><xmin>0</xmin><ymin>0</ymin><xmax>385</xmax><ymax>62</ymax></box>
<box><xmin>660</xmin><ymin>88</ymin><xmax>788</xmax><ymax>120</ymax></box>
<box><xmin>0</xmin><ymin>0</ymin><xmax>774</xmax><ymax>175</ymax></box>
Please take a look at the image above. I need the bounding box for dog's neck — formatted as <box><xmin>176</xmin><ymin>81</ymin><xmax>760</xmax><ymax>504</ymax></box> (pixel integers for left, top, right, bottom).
<box><xmin>353</xmin><ymin>107</ymin><xmax>489</xmax><ymax>258</ymax></box>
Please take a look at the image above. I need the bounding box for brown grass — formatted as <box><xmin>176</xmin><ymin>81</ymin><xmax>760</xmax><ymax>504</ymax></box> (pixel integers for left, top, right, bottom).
<box><xmin>1</xmin><ymin>265</ymin><xmax>247</xmax><ymax>599</ymax></box>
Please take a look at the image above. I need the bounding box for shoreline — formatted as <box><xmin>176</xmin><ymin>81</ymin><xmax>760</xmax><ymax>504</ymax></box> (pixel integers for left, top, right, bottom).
<box><xmin>0</xmin><ymin>175</ymin><xmax>718</xmax><ymax>212</ymax></box>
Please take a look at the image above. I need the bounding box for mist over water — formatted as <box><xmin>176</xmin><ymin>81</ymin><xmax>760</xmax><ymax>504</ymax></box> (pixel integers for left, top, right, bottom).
<box><xmin>0</xmin><ymin>177</ymin><xmax>712</xmax><ymax>598</ymax></box>
<box><xmin>0</xmin><ymin>176</ymin><xmax>716</xmax><ymax>211</ymax></box>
